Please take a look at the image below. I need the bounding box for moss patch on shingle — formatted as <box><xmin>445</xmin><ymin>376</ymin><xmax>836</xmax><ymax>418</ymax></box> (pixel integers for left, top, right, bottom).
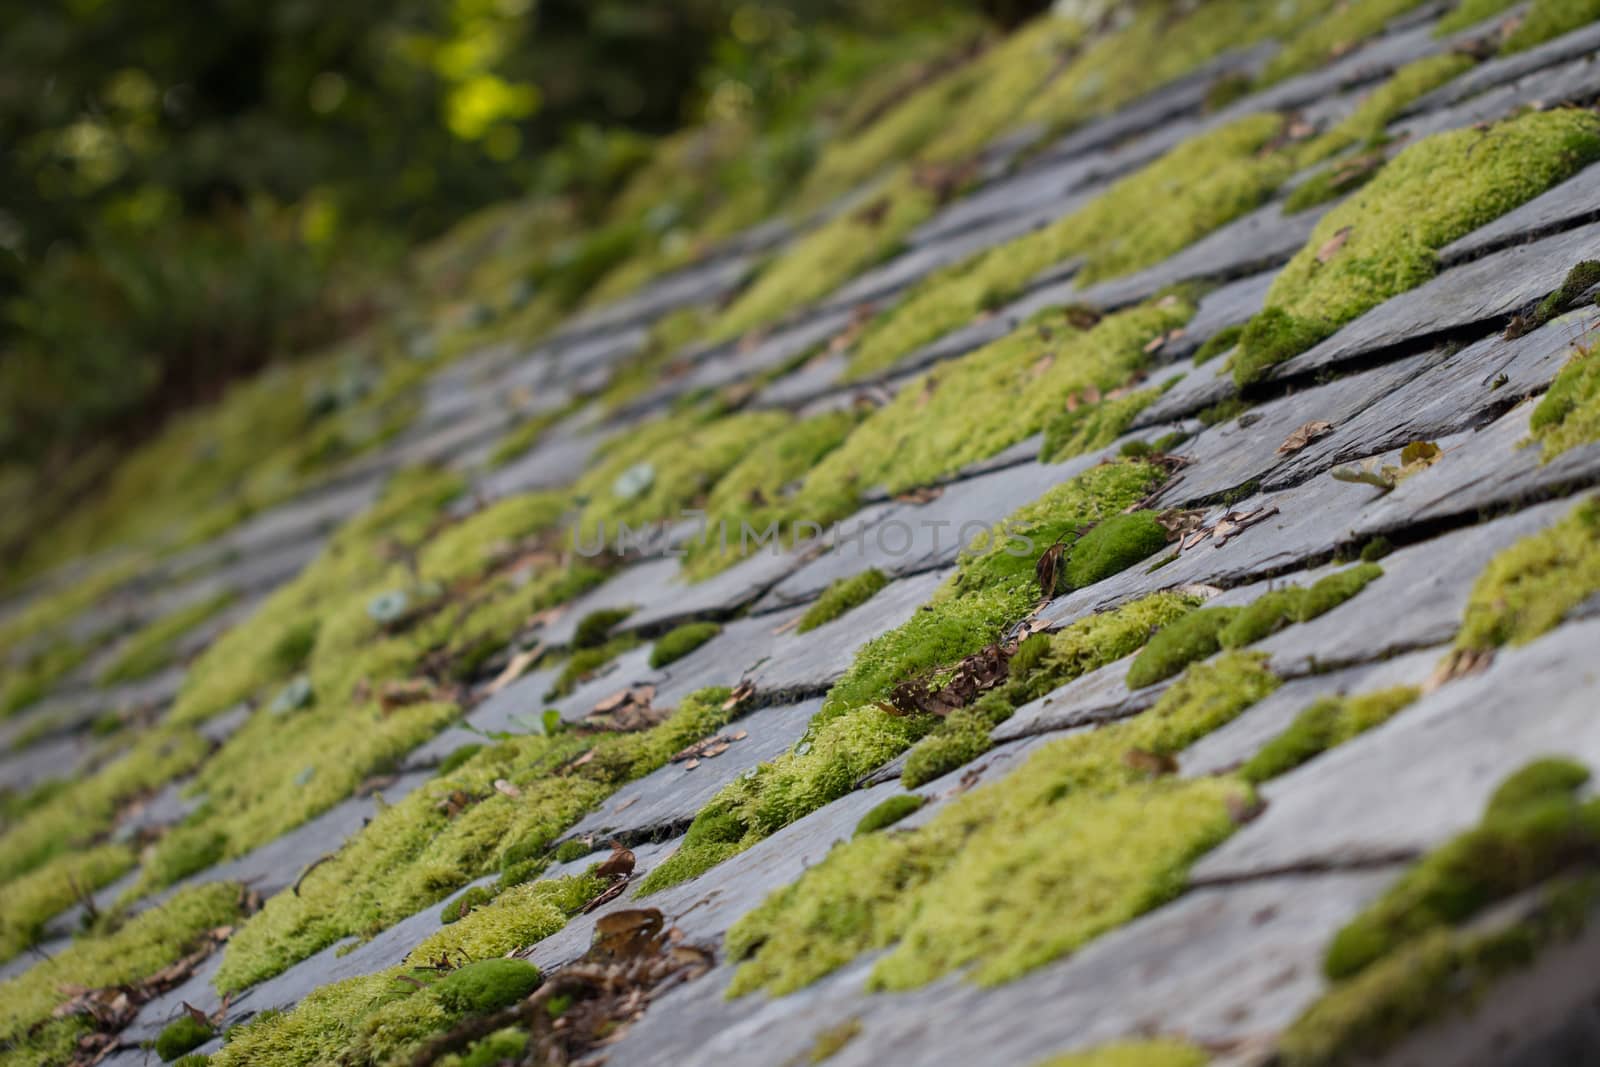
<box><xmin>797</xmin><ymin>569</ymin><xmax>891</xmax><ymax>634</ymax></box>
<box><xmin>1529</xmin><ymin>344</ymin><xmax>1600</xmax><ymax>460</ymax></box>
<box><xmin>1034</xmin><ymin>1042</ymin><xmax>1211</xmax><ymax>1067</ymax></box>
<box><xmin>649</xmin><ymin>622</ymin><xmax>721</xmax><ymax>668</ymax></box>
<box><xmin>723</xmin><ymin>653</ymin><xmax>1273</xmax><ymax>997</ymax></box>
<box><xmin>1233</xmin><ymin>110</ymin><xmax>1600</xmax><ymax>385</ymax></box>
<box><xmin>1239</xmin><ymin>686</ymin><xmax>1419</xmax><ymax>783</ymax></box>
<box><xmin>1455</xmin><ymin>496</ymin><xmax>1600</xmax><ymax>651</ymax></box>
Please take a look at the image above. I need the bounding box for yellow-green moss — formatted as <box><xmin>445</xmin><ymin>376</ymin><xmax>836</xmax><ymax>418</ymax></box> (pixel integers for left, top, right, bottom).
<box><xmin>0</xmin><ymin>843</ymin><xmax>135</xmax><ymax>963</ymax></box>
<box><xmin>1040</xmin><ymin>385</ymin><xmax>1162</xmax><ymax>463</ymax></box>
<box><xmin>572</xmin><ymin>408</ymin><xmax>790</xmax><ymax>538</ymax></box>
<box><xmin>1504</xmin><ymin>0</ymin><xmax>1600</xmax><ymax>51</ymax></box>
<box><xmin>1240</xmin><ymin>687</ymin><xmax>1419</xmax><ymax>783</ymax></box>
<box><xmin>0</xmin><ymin>726</ymin><xmax>210</xmax><ymax>885</ymax></box>
<box><xmin>649</xmin><ymin>621</ymin><xmax>721</xmax><ymax>668</ymax></box>
<box><xmin>811</xmin><ymin>300</ymin><xmax>1189</xmax><ymax>520</ymax></box>
<box><xmin>215</xmin><ymin>687</ymin><xmax>731</xmax><ymax>992</ymax></box>
<box><xmin>804</xmin><ymin>1018</ymin><xmax>864</xmax><ymax>1063</ymax></box>
<box><xmin>1323</xmin><ymin>758</ymin><xmax>1598</xmax><ymax>980</ymax></box>
<box><xmin>547</xmin><ymin>634</ymin><xmax>640</xmax><ymax>698</ymax></box>
<box><xmin>1529</xmin><ymin>344</ymin><xmax>1600</xmax><ymax>460</ymax></box>
<box><xmin>1034</xmin><ymin>1041</ymin><xmax>1211</xmax><ymax>1067</ymax></box>
<box><xmin>1455</xmin><ymin>496</ymin><xmax>1600</xmax><ymax>651</ymax></box>
<box><xmin>1436</xmin><ymin>0</ymin><xmax>1520</xmax><ymax>34</ymax></box>
<box><xmin>1234</xmin><ymin>110</ymin><xmax>1600</xmax><ymax>385</ymax></box>
<box><xmin>855</xmin><ymin>794</ymin><xmax>925</xmax><ymax>836</ymax></box>
<box><xmin>1261</xmin><ymin>0</ymin><xmax>1432</xmax><ymax>85</ymax></box>
<box><xmin>155</xmin><ymin>1014</ymin><xmax>216</xmax><ymax>1062</ymax></box>
<box><xmin>641</xmin><ymin>463</ymin><xmax>1173</xmax><ymax>895</ymax></box>
<box><xmin>724</xmin><ymin>654</ymin><xmax>1273</xmax><ymax>996</ymax></box>
<box><xmin>849</xmin><ymin>118</ymin><xmax>1282</xmax><ymax>378</ymax></box>
<box><xmin>408</xmin><ymin>875</ymin><xmax>601</xmax><ymax>967</ymax></box>
<box><xmin>901</xmin><ymin>592</ymin><xmax>1204</xmax><ymax>788</ymax></box>
<box><xmin>100</xmin><ymin>591</ymin><xmax>235</xmax><ymax>685</ymax></box>
<box><xmin>1061</xmin><ymin>512</ymin><xmax>1170</xmax><ymax>592</ymax></box>
<box><xmin>797</xmin><ymin>569</ymin><xmax>891</xmax><ymax>634</ymax></box>
<box><xmin>0</xmin><ymin>881</ymin><xmax>242</xmax><ymax>1062</ymax></box>
<box><xmin>679</xmin><ymin>409</ymin><xmax>861</xmax><ymax>580</ymax></box>
<box><xmin>1280</xmin><ymin>762</ymin><xmax>1600</xmax><ymax>1067</ymax></box>
<box><xmin>0</xmin><ymin>639</ymin><xmax>87</xmax><ymax>718</ymax></box>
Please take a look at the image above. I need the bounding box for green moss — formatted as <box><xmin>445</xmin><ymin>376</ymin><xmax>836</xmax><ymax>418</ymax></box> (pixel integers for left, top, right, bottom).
<box><xmin>1192</xmin><ymin>325</ymin><xmax>1242</xmax><ymax>366</ymax></box>
<box><xmin>155</xmin><ymin>1015</ymin><xmax>216</xmax><ymax>1062</ymax></box>
<box><xmin>1530</xmin><ymin>345</ymin><xmax>1600</xmax><ymax>460</ymax></box>
<box><xmin>1294</xmin><ymin>54</ymin><xmax>1475</xmax><ymax>166</ymax></box>
<box><xmin>438</xmin><ymin>744</ymin><xmax>483</xmax><ymax>775</ymax></box>
<box><xmin>1281</xmin><ymin>758</ymin><xmax>1600</xmax><ymax>1067</ymax></box>
<box><xmin>1234</xmin><ymin>110</ymin><xmax>1600</xmax><ymax>385</ymax></box>
<box><xmin>1197</xmin><ymin>397</ymin><xmax>1251</xmax><ymax>426</ymax></box>
<box><xmin>1435</xmin><ymin>0</ymin><xmax>1520</xmax><ymax>34</ymax></box>
<box><xmin>573</xmin><ymin>408</ymin><xmax>790</xmax><ymax>538</ymax></box>
<box><xmin>649</xmin><ymin>621</ymin><xmax>721</xmax><ymax>668</ymax></box>
<box><xmin>1455</xmin><ymin>496</ymin><xmax>1600</xmax><ymax>651</ymax></box>
<box><xmin>572</xmin><ymin>608</ymin><xmax>632</xmax><ymax>650</ymax></box>
<box><xmin>547</xmin><ymin>634</ymin><xmax>640</xmax><ymax>699</ymax></box>
<box><xmin>1034</xmin><ymin>1041</ymin><xmax>1211</xmax><ymax>1067</ymax></box>
<box><xmin>455</xmin><ymin>1028</ymin><xmax>528</xmax><ymax>1067</ymax></box>
<box><xmin>215</xmin><ymin>688</ymin><xmax>731</xmax><ymax>992</ymax></box>
<box><xmin>1062</xmin><ymin>512</ymin><xmax>1170</xmax><ymax>592</ymax></box>
<box><xmin>805</xmin><ymin>1018</ymin><xmax>864</xmax><ymax>1063</ymax></box>
<box><xmin>1</xmin><ymin>639</ymin><xmax>87</xmax><ymax>718</ymax></box>
<box><xmin>1322</xmin><ymin>759</ymin><xmax>1599</xmax><ymax>981</ymax></box>
<box><xmin>487</xmin><ymin>405</ymin><xmax>569</xmax><ymax>467</ymax></box>
<box><xmin>552</xmin><ymin>838</ymin><xmax>592</xmax><ymax>863</ymax></box>
<box><xmin>850</xmin><ymin>117</ymin><xmax>1284</xmax><ymax>378</ymax></box>
<box><xmin>0</xmin><ymin>843</ymin><xmax>135</xmax><ymax>963</ymax></box>
<box><xmin>856</xmin><ymin>795</ymin><xmax>926</xmax><ymax>836</ymax></box>
<box><xmin>173</xmin><ymin>1055</ymin><xmax>212</xmax><ymax>1067</ymax></box>
<box><xmin>1125</xmin><ymin>608</ymin><xmax>1240</xmax><ymax>690</ymax></box>
<box><xmin>798</xmin><ymin>569</ymin><xmax>891</xmax><ymax>634</ymax></box>
<box><xmin>680</xmin><ymin>410</ymin><xmax>862</xmax><ymax>580</ymax></box>
<box><xmin>1041</xmin><ymin>387</ymin><xmax>1161</xmax><ymax>464</ymax></box>
<box><xmin>813</xmin><ymin>302</ymin><xmax>1190</xmax><ymax>516</ymax></box>
<box><xmin>1534</xmin><ymin>260</ymin><xmax>1600</xmax><ymax>325</ymax></box>
<box><xmin>1239</xmin><ymin>687</ymin><xmax>1419</xmax><ymax>783</ymax></box>
<box><xmin>1504</xmin><ymin>0</ymin><xmax>1600</xmax><ymax>51</ymax></box>
<box><xmin>439</xmin><ymin>885</ymin><xmax>494</xmax><ymax>924</ymax></box>
<box><xmin>100</xmin><ymin>591</ymin><xmax>235</xmax><ymax>685</ymax></box>
<box><xmin>1294</xmin><ymin>562</ymin><xmax>1384</xmax><ymax>620</ymax></box>
<box><xmin>0</xmin><ymin>726</ymin><xmax>210</xmax><ymax>885</ymax></box>
<box><xmin>0</xmin><ymin>882</ymin><xmax>242</xmax><ymax>1057</ymax></box>
<box><xmin>725</xmin><ymin>654</ymin><xmax>1273</xmax><ymax>997</ymax></box>
<box><xmin>431</xmin><ymin>958</ymin><xmax>543</xmax><ymax>1014</ymax></box>
<box><xmin>1262</xmin><ymin>0</ymin><xmax>1432</xmax><ymax>84</ymax></box>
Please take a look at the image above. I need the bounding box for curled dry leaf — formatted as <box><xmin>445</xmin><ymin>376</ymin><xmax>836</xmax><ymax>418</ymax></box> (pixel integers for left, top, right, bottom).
<box><xmin>1276</xmin><ymin>420</ymin><xmax>1334</xmax><ymax>455</ymax></box>
<box><xmin>1316</xmin><ymin>225</ymin><xmax>1353</xmax><ymax>263</ymax></box>
<box><xmin>595</xmin><ymin>844</ymin><xmax>636</xmax><ymax>881</ymax></box>
<box><xmin>1123</xmin><ymin>748</ymin><xmax>1179</xmax><ymax>777</ymax></box>
<box><xmin>1035</xmin><ymin>538</ymin><xmax>1068</xmax><ymax>601</ymax></box>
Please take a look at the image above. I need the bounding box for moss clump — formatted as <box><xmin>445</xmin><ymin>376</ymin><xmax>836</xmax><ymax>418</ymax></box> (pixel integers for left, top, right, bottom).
<box><xmin>547</xmin><ymin>634</ymin><xmax>640</xmax><ymax>699</ymax></box>
<box><xmin>810</xmin><ymin>302</ymin><xmax>1191</xmax><ymax>516</ymax></box>
<box><xmin>1280</xmin><ymin>762</ymin><xmax>1600</xmax><ymax>1066</ymax></box>
<box><xmin>1234</xmin><ymin>110</ymin><xmax>1600</xmax><ymax>385</ymax></box>
<box><xmin>1261</xmin><ymin>0</ymin><xmax>1432</xmax><ymax>84</ymax></box>
<box><xmin>805</xmin><ymin>1018</ymin><xmax>863</xmax><ymax>1063</ymax></box>
<box><xmin>215</xmin><ymin>688</ymin><xmax>731</xmax><ymax>992</ymax></box>
<box><xmin>725</xmin><ymin>653</ymin><xmax>1273</xmax><ymax>997</ymax></box>
<box><xmin>640</xmin><ymin>467</ymin><xmax>1181</xmax><ymax>898</ymax></box>
<box><xmin>455</xmin><ymin>1028</ymin><xmax>529</xmax><ymax>1067</ymax></box>
<box><xmin>1240</xmin><ymin>687</ymin><xmax>1419</xmax><ymax>783</ymax></box>
<box><xmin>431</xmin><ymin>959</ymin><xmax>543</xmax><ymax>1014</ymax></box>
<box><xmin>440</xmin><ymin>885</ymin><xmax>494</xmax><ymax>924</ymax></box>
<box><xmin>1435</xmin><ymin>0</ymin><xmax>1520</xmax><ymax>33</ymax></box>
<box><xmin>1041</xmin><ymin>387</ymin><xmax>1161</xmax><ymax>464</ymax></box>
<box><xmin>1</xmin><ymin>639</ymin><xmax>87</xmax><ymax>718</ymax></box>
<box><xmin>849</xmin><ymin>117</ymin><xmax>1283</xmax><ymax>378</ymax></box>
<box><xmin>1131</xmin><ymin>565</ymin><xmax>1382</xmax><ymax>688</ymax></box>
<box><xmin>1192</xmin><ymin>325</ymin><xmax>1243</xmax><ymax>366</ymax></box>
<box><xmin>0</xmin><ymin>882</ymin><xmax>243</xmax><ymax>1060</ymax></box>
<box><xmin>679</xmin><ymin>409</ymin><xmax>861</xmax><ymax>580</ymax></box>
<box><xmin>1504</xmin><ymin>0</ymin><xmax>1600</xmax><ymax>51</ymax></box>
<box><xmin>155</xmin><ymin>1015</ymin><xmax>216</xmax><ymax>1062</ymax></box>
<box><xmin>553</xmin><ymin>838</ymin><xmax>592</xmax><ymax>863</ymax></box>
<box><xmin>649</xmin><ymin>621</ymin><xmax>721</xmax><ymax>668</ymax></box>
<box><xmin>1529</xmin><ymin>345</ymin><xmax>1600</xmax><ymax>460</ymax></box>
<box><xmin>1061</xmin><ymin>512</ymin><xmax>1170</xmax><ymax>592</ymax></box>
<box><xmin>1035</xmin><ymin>1041</ymin><xmax>1211</xmax><ymax>1067</ymax></box>
<box><xmin>856</xmin><ymin>795</ymin><xmax>926</xmax><ymax>836</ymax></box>
<box><xmin>438</xmin><ymin>744</ymin><xmax>483</xmax><ymax>775</ymax></box>
<box><xmin>1532</xmin><ymin>259</ymin><xmax>1600</xmax><ymax>326</ymax></box>
<box><xmin>1455</xmin><ymin>497</ymin><xmax>1600</xmax><ymax>651</ymax></box>
<box><xmin>101</xmin><ymin>591</ymin><xmax>235</xmax><ymax>685</ymax></box>
<box><xmin>1125</xmin><ymin>609</ymin><xmax>1240</xmax><ymax>690</ymax></box>
<box><xmin>901</xmin><ymin>593</ymin><xmax>1202</xmax><ymax>788</ymax></box>
<box><xmin>798</xmin><ymin>569</ymin><xmax>891</xmax><ymax>634</ymax></box>
<box><xmin>1323</xmin><ymin>758</ymin><xmax>1599</xmax><ymax>981</ymax></box>
<box><xmin>572</xmin><ymin>608</ymin><xmax>632</xmax><ymax>650</ymax></box>
<box><xmin>0</xmin><ymin>843</ymin><xmax>134</xmax><ymax>963</ymax></box>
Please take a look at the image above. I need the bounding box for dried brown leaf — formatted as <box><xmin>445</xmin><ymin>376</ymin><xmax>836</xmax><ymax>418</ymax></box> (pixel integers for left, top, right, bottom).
<box><xmin>1277</xmin><ymin>420</ymin><xmax>1334</xmax><ymax>455</ymax></box>
<box><xmin>1315</xmin><ymin>225</ymin><xmax>1352</xmax><ymax>263</ymax></box>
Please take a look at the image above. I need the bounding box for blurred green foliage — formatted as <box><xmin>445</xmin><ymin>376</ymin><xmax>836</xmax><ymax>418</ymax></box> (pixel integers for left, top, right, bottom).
<box><xmin>0</xmin><ymin>0</ymin><xmax>999</xmax><ymax>469</ymax></box>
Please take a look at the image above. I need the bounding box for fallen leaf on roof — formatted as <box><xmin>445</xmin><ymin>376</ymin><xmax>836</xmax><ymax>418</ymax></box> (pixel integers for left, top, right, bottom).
<box><xmin>1277</xmin><ymin>420</ymin><xmax>1334</xmax><ymax>454</ymax></box>
<box><xmin>1316</xmin><ymin>225</ymin><xmax>1353</xmax><ymax>263</ymax></box>
<box><xmin>1034</xmin><ymin>538</ymin><xmax>1067</xmax><ymax>601</ymax></box>
<box><xmin>485</xmin><ymin>645</ymin><xmax>544</xmax><ymax>696</ymax></box>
